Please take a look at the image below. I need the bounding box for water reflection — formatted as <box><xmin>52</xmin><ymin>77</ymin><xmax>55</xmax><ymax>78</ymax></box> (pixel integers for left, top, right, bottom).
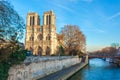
<box><xmin>68</xmin><ymin>58</ymin><xmax>120</xmax><ymax>80</ymax></box>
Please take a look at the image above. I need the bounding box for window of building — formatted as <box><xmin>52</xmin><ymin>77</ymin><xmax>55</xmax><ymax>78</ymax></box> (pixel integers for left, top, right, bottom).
<box><xmin>32</xmin><ymin>16</ymin><xmax>34</xmax><ymax>26</ymax></box>
<box><xmin>37</xmin><ymin>34</ymin><xmax>43</xmax><ymax>40</ymax></box>
<box><xmin>30</xmin><ymin>16</ymin><xmax>32</xmax><ymax>26</ymax></box>
<box><xmin>49</xmin><ymin>15</ymin><xmax>51</xmax><ymax>24</ymax></box>
<box><xmin>46</xmin><ymin>34</ymin><xmax>51</xmax><ymax>40</ymax></box>
<box><xmin>46</xmin><ymin>15</ymin><xmax>48</xmax><ymax>25</ymax></box>
<box><xmin>37</xmin><ymin>16</ymin><xmax>40</xmax><ymax>25</ymax></box>
<box><xmin>29</xmin><ymin>35</ymin><xmax>34</xmax><ymax>41</ymax></box>
<box><xmin>30</xmin><ymin>16</ymin><xmax>35</xmax><ymax>26</ymax></box>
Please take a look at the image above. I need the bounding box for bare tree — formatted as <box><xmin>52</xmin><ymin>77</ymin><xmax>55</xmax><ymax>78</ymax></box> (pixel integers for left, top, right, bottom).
<box><xmin>91</xmin><ymin>47</ymin><xmax>118</xmax><ymax>58</ymax></box>
<box><xmin>57</xmin><ymin>34</ymin><xmax>64</xmax><ymax>45</ymax></box>
<box><xmin>111</xmin><ymin>43</ymin><xmax>119</xmax><ymax>49</ymax></box>
<box><xmin>61</xmin><ymin>25</ymin><xmax>86</xmax><ymax>55</ymax></box>
<box><xmin>0</xmin><ymin>1</ymin><xmax>25</xmax><ymax>41</ymax></box>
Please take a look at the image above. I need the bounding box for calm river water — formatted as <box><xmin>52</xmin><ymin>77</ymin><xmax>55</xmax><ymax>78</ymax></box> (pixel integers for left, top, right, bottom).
<box><xmin>68</xmin><ymin>58</ymin><xmax>120</xmax><ymax>80</ymax></box>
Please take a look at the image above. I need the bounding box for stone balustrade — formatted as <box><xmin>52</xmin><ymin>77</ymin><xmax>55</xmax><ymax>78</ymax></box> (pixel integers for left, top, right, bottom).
<box><xmin>8</xmin><ymin>56</ymin><xmax>81</xmax><ymax>80</ymax></box>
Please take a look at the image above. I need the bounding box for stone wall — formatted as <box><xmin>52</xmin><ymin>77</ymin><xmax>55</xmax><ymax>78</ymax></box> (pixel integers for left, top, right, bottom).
<box><xmin>8</xmin><ymin>56</ymin><xmax>81</xmax><ymax>80</ymax></box>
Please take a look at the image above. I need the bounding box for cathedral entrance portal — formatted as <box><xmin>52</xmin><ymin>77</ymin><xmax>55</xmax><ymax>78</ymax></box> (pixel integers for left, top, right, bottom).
<box><xmin>29</xmin><ymin>47</ymin><xmax>33</xmax><ymax>53</ymax></box>
<box><xmin>46</xmin><ymin>46</ymin><xmax>51</xmax><ymax>55</ymax></box>
<box><xmin>37</xmin><ymin>46</ymin><xmax>42</xmax><ymax>56</ymax></box>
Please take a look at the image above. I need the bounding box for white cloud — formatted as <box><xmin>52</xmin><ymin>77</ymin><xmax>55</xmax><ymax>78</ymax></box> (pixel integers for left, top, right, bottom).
<box><xmin>55</xmin><ymin>4</ymin><xmax>74</xmax><ymax>13</ymax></box>
<box><xmin>83</xmin><ymin>27</ymin><xmax>105</xmax><ymax>33</ymax></box>
<box><xmin>54</xmin><ymin>3</ymin><xmax>80</xmax><ymax>16</ymax></box>
<box><xmin>81</xmin><ymin>0</ymin><xmax>93</xmax><ymax>3</ymax></box>
<box><xmin>107</xmin><ymin>12</ymin><xmax>120</xmax><ymax>21</ymax></box>
<box><xmin>70</xmin><ymin>0</ymin><xmax>93</xmax><ymax>3</ymax></box>
<box><xmin>96</xmin><ymin>29</ymin><xmax>105</xmax><ymax>33</ymax></box>
<box><xmin>69</xmin><ymin>0</ymin><xmax>78</xmax><ymax>2</ymax></box>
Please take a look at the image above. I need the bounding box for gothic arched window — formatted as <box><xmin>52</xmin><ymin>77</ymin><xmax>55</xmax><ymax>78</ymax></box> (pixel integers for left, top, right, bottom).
<box><xmin>29</xmin><ymin>35</ymin><xmax>34</xmax><ymax>41</ymax></box>
<box><xmin>30</xmin><ymin>16</ymin><xmax>35</xmax><ymax>26</ymax></box>
<box><xmin>30</xmin><ymin>16</ymin><xmax>32</xmax><ymax>26</ymax></box>
<box><xmin>46</xmin><ymin>15</ymin><xmax>48</xmax><ymax>25</ymax></box>
<box><xmin>32</xmin><ymin>16</ymin><xmax>35</xmax><ymax>26</ymax></box>
<box><xmin>49</xmin><ymin>15</ymin><xmax>51</xmax><ymax>24</ymax></box>
<box><xmin>37</xmin><ymin>16</ymin><xmax>40</xmax><ymax>25</ymax></box>
<box><xmin>48</xmin><ymin>35</ymin><xmax>50</xmax><ymax>40</ymax></box>
<box><xmin>46</xmin><ymin>34</ymin><xmax>50</xmax><ymax>40</ymax></box>
<box><xmin>37</xmin><ymin>34</ymin><xmax>43</xmax><ymax>40</ymax></box>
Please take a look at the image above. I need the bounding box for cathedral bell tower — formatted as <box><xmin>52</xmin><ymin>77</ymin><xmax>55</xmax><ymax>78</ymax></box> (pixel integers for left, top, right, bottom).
<box><xmin>43</xmin><ymin>10</ymin><xmax>56</xmax><ymax>26</ymax></box>
<box><xmin>43</xmin><ymin>11</ymin><xmax>57</xmax><ymax>55</ymax></box>
<box><xmin>25</xmin><ymin>12</ymin><xmax>40</xmax><ymax>54</ymax></box>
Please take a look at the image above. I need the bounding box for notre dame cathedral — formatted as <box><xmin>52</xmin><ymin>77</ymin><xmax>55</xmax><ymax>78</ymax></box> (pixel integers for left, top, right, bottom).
<box><xmin>25</xmin><ymin>11</ymin><xmax>58</xmax><ymax>55</ymax></box>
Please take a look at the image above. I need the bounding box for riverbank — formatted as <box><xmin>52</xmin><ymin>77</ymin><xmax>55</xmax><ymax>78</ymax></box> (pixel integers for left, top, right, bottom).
<box><xmin>110</xmin><ymin>59</ymin><xmax>120</xmax><ymax>67</ymax></box>
<box><xmin>103</xmin><ymin>58</ymin><xmax>120</xmax><ymax>67</ymax></box>
<box><xmin>38</xmin><ymin>62</ymin><xmax>88</xmax><ymax>80</ymax></box>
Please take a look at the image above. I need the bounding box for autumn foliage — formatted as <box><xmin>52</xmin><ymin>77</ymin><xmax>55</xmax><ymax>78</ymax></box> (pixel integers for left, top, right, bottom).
<box><xmin>60</xmin><ymin>25</ymin><xmax>86</xmax><ymax>55</ymax></box>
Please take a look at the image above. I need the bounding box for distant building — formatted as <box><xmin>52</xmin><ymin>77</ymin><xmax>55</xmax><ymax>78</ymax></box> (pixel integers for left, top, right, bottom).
<box><xmin>25</xmin><ymin>11</ymin><xmax>58</xmax><ymax>55</ymax></box>
<box><xmin>117</xmin><ymin>47</ymin><xmax>120</xmax><ymax>55</ymax></box>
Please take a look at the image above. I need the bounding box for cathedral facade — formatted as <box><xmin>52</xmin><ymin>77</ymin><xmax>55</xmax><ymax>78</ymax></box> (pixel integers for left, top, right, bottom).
<box><xmin>25</xmin><ymin>11</ymin><xmax>58</xmax><ymax>55</ymax></box>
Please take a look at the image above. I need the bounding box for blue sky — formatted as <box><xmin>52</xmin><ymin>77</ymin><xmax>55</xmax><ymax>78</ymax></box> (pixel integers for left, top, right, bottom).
<box><xmin>11</xmin><ymin>0</ymin><xmax>120</xmax><ymax>51</ymax></box>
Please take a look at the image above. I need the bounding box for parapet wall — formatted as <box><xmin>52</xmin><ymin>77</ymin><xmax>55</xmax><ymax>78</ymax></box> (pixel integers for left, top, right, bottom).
<box><xmin>8</xmin><ymin>56</ymin><xmax>81</xmax><ymax>80</ymax></box>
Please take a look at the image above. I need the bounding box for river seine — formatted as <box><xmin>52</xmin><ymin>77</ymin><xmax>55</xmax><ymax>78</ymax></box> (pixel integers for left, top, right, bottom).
<box><xmin>68</xmin><ymin>58</ymin><xmax>120</xmax><ymax>80</ymax></box>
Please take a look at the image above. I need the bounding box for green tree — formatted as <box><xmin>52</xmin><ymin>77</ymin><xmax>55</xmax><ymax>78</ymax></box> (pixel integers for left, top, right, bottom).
<box><xmin>59</xmin><ymin>45</ymin><xmax>65</xmax><ymax>56</ymax></box>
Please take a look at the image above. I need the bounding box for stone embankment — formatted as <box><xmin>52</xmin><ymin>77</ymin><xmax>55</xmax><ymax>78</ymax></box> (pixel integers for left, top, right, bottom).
<box><xmin>112</xmin><ymin>59</ymin><xmax>120</xmax><ymax>67</ymax></box>
<box><xmin>8</xmin><ymin>56</ymin><xmax>87</xmax><ymax>80</ymax></box>
<box><xmin>39</xmin><ymin>62</ymin><xmax>88</xmax><ymax>80</ymax></box>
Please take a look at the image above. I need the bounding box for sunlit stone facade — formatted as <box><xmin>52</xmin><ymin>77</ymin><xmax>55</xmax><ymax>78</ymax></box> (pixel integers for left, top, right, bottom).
<box><xmin>25</xmin><ymin>11</ymin><xmax>58</xmax><ymax>55</ymax></box>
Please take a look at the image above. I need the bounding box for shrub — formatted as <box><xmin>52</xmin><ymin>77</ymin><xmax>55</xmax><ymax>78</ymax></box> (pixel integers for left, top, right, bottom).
<box><xmin>0</xmin><ymin>60</ymin><xmax>10</xmax><ymax>80</ymax></box>
<box><xmin>0</xmin><ymin>49</ymin><xmax>27</xmax><ymax>80</ymax></box>
<box><xmin>10</xmin><ymin>50</ymin><xmax>27</xmax><ymax>65</ymax></box>
<box><xmin>59</xmin><ymin>45</ymin><xmax>65</xmax><ymax>56</ymax></box>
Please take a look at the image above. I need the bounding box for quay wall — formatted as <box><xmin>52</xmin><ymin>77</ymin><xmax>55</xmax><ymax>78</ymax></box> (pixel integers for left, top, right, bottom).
<box><xmin>8</xmin><ymin>56</ymin><xmax>81</xmax><ymax>80</ymax></box>
<box><xmin>61</xmin><ymin>62</ymin><xmax>88</xmax><ymax>80</ymax></box>
<box><xmin>58</xmin><ymin>55</ymin><xmax>88</xmax><ymax>80</ymax></box>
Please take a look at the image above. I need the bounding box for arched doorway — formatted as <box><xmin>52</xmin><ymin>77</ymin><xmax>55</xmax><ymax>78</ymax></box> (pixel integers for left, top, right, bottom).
<box><xmin>37</xmin><ymin>46</ymin><xmax>42</xmax><ymax>56</ymax></box>
<box><xmin>46</xmin><ymin>46</ymin><xmax>51</xmax><ymax>55</ymax></box>
<box><xmin>29</xmin><ymin>47</ymin><xmax>33</xmax><ymax>52</ymax></box>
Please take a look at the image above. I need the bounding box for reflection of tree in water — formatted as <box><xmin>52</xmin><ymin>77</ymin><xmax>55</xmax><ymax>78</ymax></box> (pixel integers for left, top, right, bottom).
<box><xmin>46</xmin><ymin>46</ymin><xmax>50</xmax><ymax>55</ymax></box>
<box><xmin>37</xmin><ymin>46</ymin><xmax>42</xmax><ymax>56</ymax></box>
